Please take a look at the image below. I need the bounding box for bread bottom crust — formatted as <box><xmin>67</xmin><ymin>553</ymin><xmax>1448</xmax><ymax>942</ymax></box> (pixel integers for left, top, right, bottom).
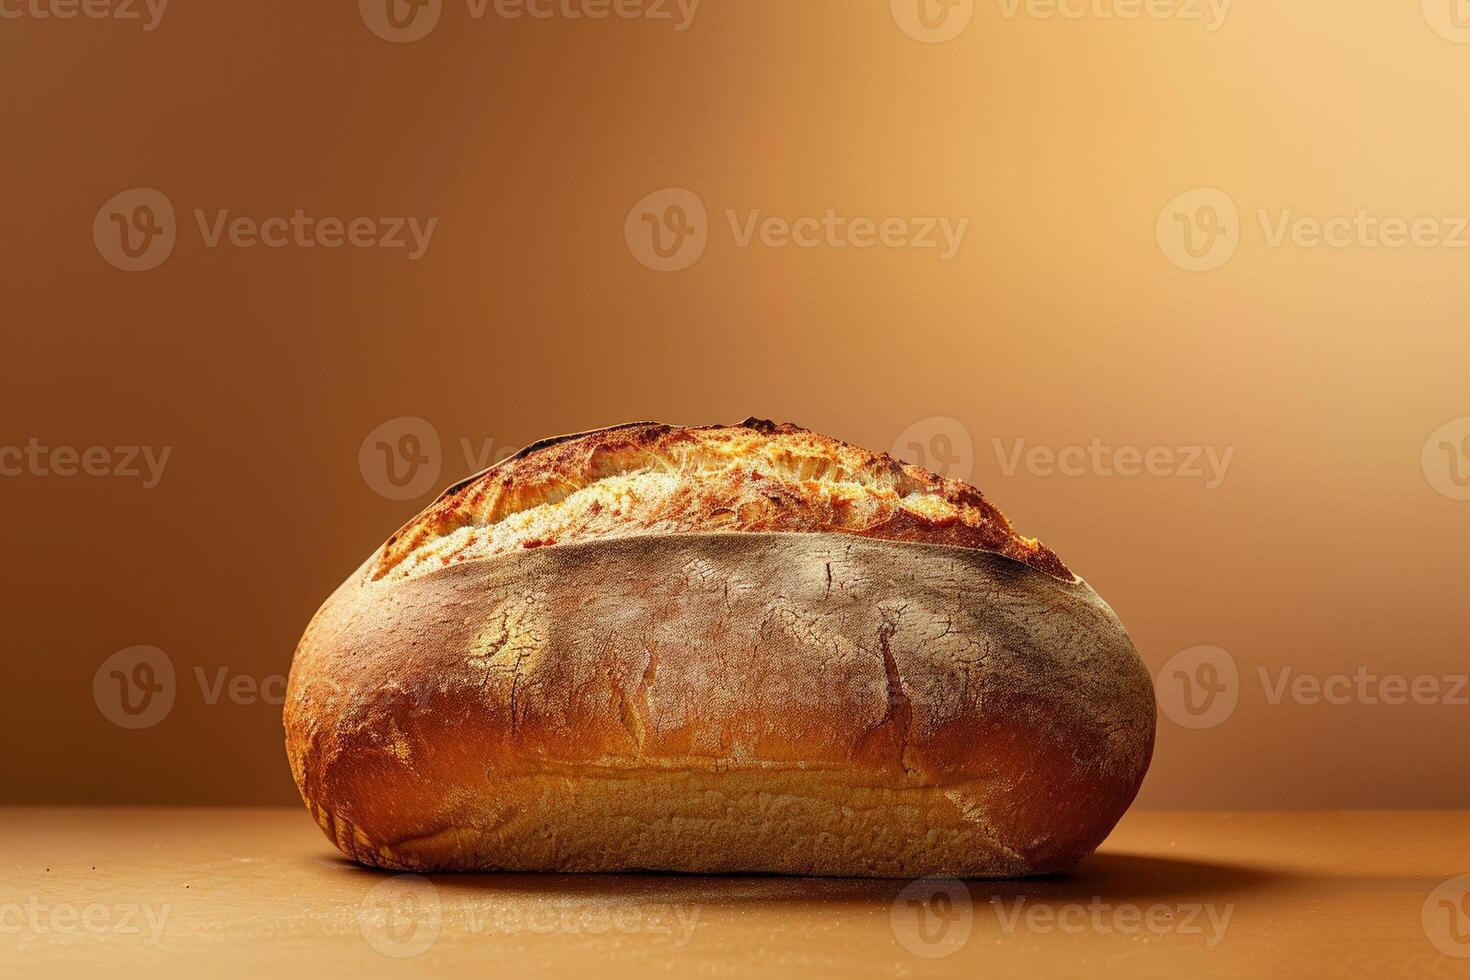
<box><xmin>310</xmin><ymin>769</ymin><xmax>1078</xmax><ymax>877</ymax></box>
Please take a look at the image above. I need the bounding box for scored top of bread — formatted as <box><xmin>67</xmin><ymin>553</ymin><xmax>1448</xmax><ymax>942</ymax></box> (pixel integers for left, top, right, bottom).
<box><xmin>374</xmin><ymin>418</ymin><xmax>1071</xmax><ymax>582</ymax></box>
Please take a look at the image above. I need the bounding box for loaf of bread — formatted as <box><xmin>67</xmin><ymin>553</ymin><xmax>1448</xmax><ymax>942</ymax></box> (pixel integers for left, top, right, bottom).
<box><xmin>284</xmin><ymin>420</ymin><xmax>1154</xmax><ymax>876</ymax></box>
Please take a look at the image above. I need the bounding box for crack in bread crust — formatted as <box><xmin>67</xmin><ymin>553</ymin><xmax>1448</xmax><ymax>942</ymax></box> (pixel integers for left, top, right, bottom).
<box><xmin>375</xmin><ymin>418</ymin><xmax>1071</xmax><ymax>582</ymax></box>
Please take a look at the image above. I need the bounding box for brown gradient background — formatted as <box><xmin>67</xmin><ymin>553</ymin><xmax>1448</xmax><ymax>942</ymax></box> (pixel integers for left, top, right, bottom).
<box><xmin>2</xmin><ymin>1</ymin><xmax>1467</xmax><ymax>810</ymax></box>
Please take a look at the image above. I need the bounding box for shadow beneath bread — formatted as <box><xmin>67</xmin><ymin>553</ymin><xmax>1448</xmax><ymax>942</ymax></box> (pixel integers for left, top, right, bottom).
<box><xmin>318</xmin><ymin>851</ymin><xmax>1291</xmax><ymax>906</ymax></box>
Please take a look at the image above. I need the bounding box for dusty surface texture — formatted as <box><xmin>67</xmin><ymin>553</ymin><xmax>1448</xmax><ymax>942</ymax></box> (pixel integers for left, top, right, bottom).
<box><xmin>285</xmin><ymin>532</ymin><xmax>1154</xmax><ymax>875</ymax></box>
<box><xmin>375</xmin><ymin>419</ymin><xmax>1071</xmax><ymax>582</ymax></box>
<box><xmin>4</xmin><ymin>807</ymin><xmax>1467</xmax><ymax>979</ymax></box>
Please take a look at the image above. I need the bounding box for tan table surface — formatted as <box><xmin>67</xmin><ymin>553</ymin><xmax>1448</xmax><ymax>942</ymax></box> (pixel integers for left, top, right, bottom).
<box><xmin>2</xmin><ymin>807</ymin><xmax>1467</xmax><ymax>978</ymax></box>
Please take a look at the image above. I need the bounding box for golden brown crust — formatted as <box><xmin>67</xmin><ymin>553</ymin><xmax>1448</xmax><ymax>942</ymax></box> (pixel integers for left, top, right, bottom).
<box><xmin>374</xmin><ymin>419</ymin><xmax>1071</xmax><ymax>583</ymax></box>
<box><xmin>285</xmin><ymin>532</ymin><xmax>1155</xmax><ymax>877</ymax></box>
<box><xmin>284</xmin><ymin>421</ymin><xmax>1153</xmax><ymax>876</ymax></box>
